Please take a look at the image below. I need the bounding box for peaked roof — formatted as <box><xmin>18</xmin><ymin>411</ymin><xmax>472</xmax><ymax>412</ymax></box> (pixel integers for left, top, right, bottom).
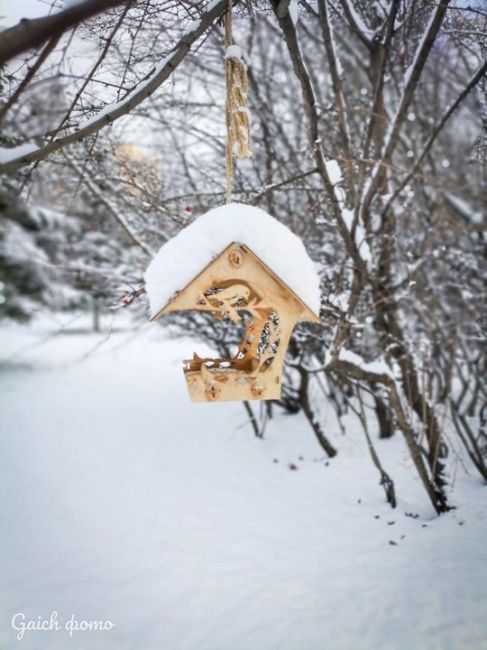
<box><xmin>144</xmin><ymin>203</ymin><xmax>321</xmax><ymax>319</ymax></box>
<box><xmin>150</xmin><ymin>242</ymin><xmax>320</xmax><ymax>323</ymax></box>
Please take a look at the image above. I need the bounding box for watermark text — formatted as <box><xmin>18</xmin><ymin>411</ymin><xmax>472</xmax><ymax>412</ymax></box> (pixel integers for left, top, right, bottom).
<box><xmin>11</xmin><ymin>611</ymin><xmax>115</xmax><ymax>640</ymax></box>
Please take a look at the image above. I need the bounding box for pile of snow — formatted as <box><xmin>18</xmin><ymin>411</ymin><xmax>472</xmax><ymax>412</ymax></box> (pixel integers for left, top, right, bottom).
<box><xmin>144</xmin><ymin>203</ymin><xmax>321</xmax><ymax>318</ymax></box>
<box><xmin>225</xmin><ymin>45</ymin><xmax>244</xmax><ymax>60</ymax></box>
<box><xmin>1</xmin><ymin>321</ymin><xmax>487</xmax><ymax>650</ymax></box>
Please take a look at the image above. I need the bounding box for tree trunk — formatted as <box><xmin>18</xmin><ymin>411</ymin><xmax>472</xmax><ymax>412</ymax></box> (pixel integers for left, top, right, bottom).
<box><xmin>299</xmin><ymin>368</ymin><xmax>337</xmax><ymax>458</ymax></box>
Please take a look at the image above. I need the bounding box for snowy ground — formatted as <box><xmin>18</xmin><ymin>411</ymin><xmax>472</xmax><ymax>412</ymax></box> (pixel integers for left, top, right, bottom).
<box><xmin>0</xmin><ymin>314</ymin><xmax>486</xmax><ymax>650</ymax></box>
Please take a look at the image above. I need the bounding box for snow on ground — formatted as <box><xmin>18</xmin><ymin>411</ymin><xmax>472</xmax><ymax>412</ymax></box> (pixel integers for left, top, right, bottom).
<box><xmin>0</xmin><ymin>314</ymin><xmax>486</xmax><ymax>650</ymax></box>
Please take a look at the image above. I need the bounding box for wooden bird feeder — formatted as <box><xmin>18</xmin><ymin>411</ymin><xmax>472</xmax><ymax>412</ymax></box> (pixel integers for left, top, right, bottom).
<box><xmin>143</xmin><ymin>6</ymin><xmax>321</xmax><ymax>403</ymax></box>
<box><xmin>145</xmin><ymin>204</ymin><xmax>320</xmax><ymax>403</ymax></box>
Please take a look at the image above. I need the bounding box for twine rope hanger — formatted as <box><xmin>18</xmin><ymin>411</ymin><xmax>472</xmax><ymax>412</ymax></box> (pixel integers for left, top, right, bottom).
<box><xmin>224</xmin><ymin>0</ymin><xmax>251</xmax><ymax>203</ymax></box>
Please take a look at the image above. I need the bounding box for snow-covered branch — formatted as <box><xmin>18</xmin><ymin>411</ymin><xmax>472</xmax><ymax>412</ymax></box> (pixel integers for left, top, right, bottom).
<box><xmin>0</xmin><ymin>0</ymin><xmax>130</xmax><ymax>65</ymax></box>
<box><xmin>0</xmin><ymin>0</ymin><xmax>228</xmax><ymax>174</ymax></box>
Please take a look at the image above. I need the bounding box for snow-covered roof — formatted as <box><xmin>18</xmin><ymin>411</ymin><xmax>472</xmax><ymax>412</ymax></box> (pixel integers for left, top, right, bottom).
<box><xmin>144</xmin><ymin>203</ymin><xmax>321</xmax><ymax>319</ymax></box>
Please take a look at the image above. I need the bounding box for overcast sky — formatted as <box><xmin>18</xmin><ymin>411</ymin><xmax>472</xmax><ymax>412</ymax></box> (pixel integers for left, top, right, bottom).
<box><xmin>0</xmin><ymin>0</ymin><xmax>55</xmax><ymax>30</ymax></box>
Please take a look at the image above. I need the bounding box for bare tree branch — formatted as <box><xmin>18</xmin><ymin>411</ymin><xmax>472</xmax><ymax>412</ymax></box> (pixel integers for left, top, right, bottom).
<box><xmin>337</xmin><ymin>0</ymin><xmax>372</xmax><ymax>49</ymax></box>
<box><xmin>358</xmin><ymin>0</ymin><xmax>451</xmax><ymax>224</ymax></box>
<box><xmin>64</xmin><ymin>154</ymin><xmax>154</xmax><ymax>256</ymax></box>
<box><xmin>269</xmin><ymin>0</ymin><xmax>364</xmax><ymax>271</ymax></box>
<box><xmin>328</xmin><ymin>358</ymin><xmax>449</xmax><ymax>513</ymax></box>
<box><xmin>317</xmin><ymin>0</ymin><xmax>355</xmax><ymax>200</ymax></box>
<box><xmin>381</xmin><ymin>60</ymin><xmax>487</xmax><ymax>224</ymax></box>
<box><xmin>0</xmin><ymin>36</ymin><xmax>60</xmax><ymax>122</ymax></box>
<box><xmin>47</xmin><ymin>4</ymin><xmax>131</xmax><ymax>141</ymax></box>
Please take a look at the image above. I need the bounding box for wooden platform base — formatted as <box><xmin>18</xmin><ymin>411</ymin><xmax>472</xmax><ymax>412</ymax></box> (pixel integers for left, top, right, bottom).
<box><xmin>184</xmin><ymin>364</ymin><xmax>281</xmax><ymax>402</ymax></box>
